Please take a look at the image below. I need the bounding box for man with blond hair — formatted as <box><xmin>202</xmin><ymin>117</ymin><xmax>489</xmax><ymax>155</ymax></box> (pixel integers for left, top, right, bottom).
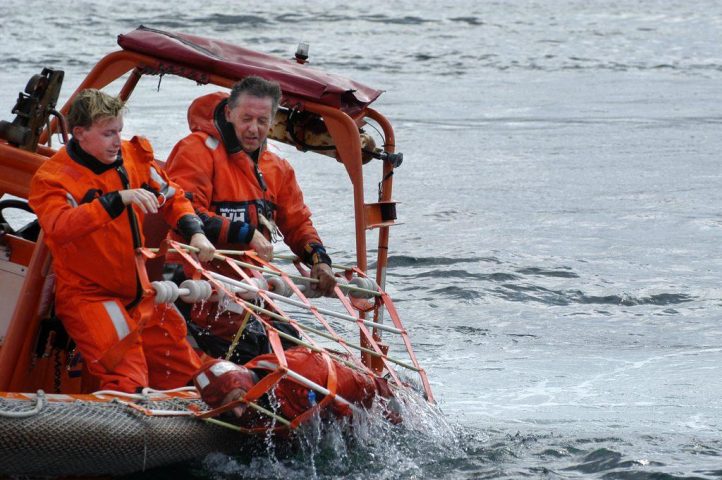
<box><xmin>29</xmin><ymin>89</ymin><xmax>215</xmax><ymax>392</ymax></box>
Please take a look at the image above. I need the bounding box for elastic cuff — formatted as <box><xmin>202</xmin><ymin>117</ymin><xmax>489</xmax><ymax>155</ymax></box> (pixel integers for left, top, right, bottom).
<box><xmin>176</xmin><ymin>214</ymin><xmax>204</xmax><ymax>240</ymax></box>
<box><xmin>98</xmin><ymin>191</ymin><xmax>125</xmax><ymax>219</ymax></box>
<box><xmin>228</xmin><ymin>221</ymin><xmax>255</xmax><ymax>244</ymax></box>
<box><xmin>304</xmin><ymin>243</ymin><xmax>332</xmax><ymax>266</ymax></box>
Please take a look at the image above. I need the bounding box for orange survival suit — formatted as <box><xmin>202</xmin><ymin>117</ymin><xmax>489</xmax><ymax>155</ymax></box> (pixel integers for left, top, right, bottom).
<box><xmin>164</xmin><ymin>92</ymin><xmax>331</xmax><ymax>347</ymax></box>
<box><xmin>165</xmin><ymin>92</ymin><xmax>329</xmax><ymax>260</ymax></box>
<box><xmin>195</xmin><ymin>347</ymin><xmax>394</xmax><ymax>426</ymax></box>
<box><xmin>29</xmin><ymin>136</ymin><xmax>202</xmax><ymax>392</ymax></box>
<box><xmin>246</xmin><ymin>347</ymin><xmax>394</xmax><ymax>420</ymax></box>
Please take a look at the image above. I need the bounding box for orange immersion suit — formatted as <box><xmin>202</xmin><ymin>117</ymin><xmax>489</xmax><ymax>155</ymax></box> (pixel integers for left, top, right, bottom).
<box><xmin>164</xmin><ymin>92</ymin><xmax>331</xmax><ymax>343</ymax></box>
<box><xmin>246</xmin><ymin>347</ymin><xmax>394</xmax><ymax>420</ymax></box>
<box><xmin>194</xmin><ymin>347</ymin><xmax>394</xmax><ymax>425</ymax></box>
<box><xmin>29</xmin><ymin>136</ymin><xmax>202</xmax><ymax>392</ymax></box>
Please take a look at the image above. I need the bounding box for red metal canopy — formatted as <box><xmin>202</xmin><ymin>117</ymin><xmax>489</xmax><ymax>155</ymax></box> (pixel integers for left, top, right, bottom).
<box><xmin>117</xmin><ymin>26</ymin><xmax>383</xmax><ymax>115</ymax></box>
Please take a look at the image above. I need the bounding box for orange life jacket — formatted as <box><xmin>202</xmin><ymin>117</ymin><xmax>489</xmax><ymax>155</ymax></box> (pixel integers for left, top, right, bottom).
<box><xmin>29</xmin><ymin>136</ymin><xmax>198</xmax><ymax>306</ymax></box>
<box><xmin>164</xmin><ymin>92</ymin><xmax>322</xmax><ymax>258</ymax></box>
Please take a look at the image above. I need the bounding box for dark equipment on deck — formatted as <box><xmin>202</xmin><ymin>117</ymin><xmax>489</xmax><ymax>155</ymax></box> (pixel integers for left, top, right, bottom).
<box><xmin>0</xmin><ymin>68</ymin><xmax>65</xmax><ymax>152</ymax></box>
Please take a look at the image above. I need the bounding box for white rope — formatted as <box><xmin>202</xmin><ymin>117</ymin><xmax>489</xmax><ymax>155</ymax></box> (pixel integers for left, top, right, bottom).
<box><xmin>91</xmin><ymin>387</ymin><xmax>200</xmax><ymax>417</ymax></box>
<box><xmin>266</xmin><ymin>274</ymin><xmax>293</xmax><ymax>297</ymax></box>
<box><xmin>140</xmin><ymin>386</ymin><xmax>198</xmax><ymax>395</ymax></box>
<box><xmin>207</xmin><ymin>271</ymin><xmax>403</xmax><ymax>334</ymax></box>
<box><xmin>92</xmin><ymin>390</ymin><xmax>146</xmax><ymax>400</ymax></box>
<box><xmin>93</xmin><ymin>386</ymin><xmax>198</xmax><ymax>400</ymax></box>
<box><xmin>0</xmin><ymin>390</ymin><xmax>46</xmax><ymax>418</ymax></box>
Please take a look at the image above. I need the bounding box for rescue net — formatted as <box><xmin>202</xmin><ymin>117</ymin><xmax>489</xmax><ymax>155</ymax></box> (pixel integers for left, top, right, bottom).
<box><xmin>142</xmin><ymin>239</ymin><xmax>434</xmax><ymax>432</ymax></box>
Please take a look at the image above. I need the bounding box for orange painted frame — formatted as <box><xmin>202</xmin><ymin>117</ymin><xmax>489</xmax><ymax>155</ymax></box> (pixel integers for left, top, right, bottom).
<box><xmin>0</xmin><ymin>48</ymin><xmax>400</xmax><ymax>388</ymax></box>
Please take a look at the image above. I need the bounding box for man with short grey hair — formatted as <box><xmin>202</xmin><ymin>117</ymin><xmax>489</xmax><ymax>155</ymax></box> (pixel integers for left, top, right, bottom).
<box><xmin>166</xmin><ymin>76</ymin><xmax>335</xmax><ymax>361</ymax></box>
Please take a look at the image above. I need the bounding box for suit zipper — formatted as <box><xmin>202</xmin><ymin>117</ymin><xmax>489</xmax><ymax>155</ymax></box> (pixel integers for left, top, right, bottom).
<box><xmin>115</xmin><ymin>164</ymin><xmax>144</xmax><ymax>309</ymax></box>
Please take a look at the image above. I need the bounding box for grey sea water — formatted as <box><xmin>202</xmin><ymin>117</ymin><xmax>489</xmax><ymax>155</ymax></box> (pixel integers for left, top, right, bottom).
<box><xmin>2</xmin><ymin>1</ymin><xmax>722</xmax><ymax>478</ymax></box>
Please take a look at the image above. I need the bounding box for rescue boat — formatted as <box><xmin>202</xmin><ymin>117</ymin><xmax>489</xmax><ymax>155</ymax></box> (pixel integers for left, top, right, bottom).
<box><xmin>0</xmin><ymin>26</ymin><xmax>433</xmax><ymax>476</ymax></box>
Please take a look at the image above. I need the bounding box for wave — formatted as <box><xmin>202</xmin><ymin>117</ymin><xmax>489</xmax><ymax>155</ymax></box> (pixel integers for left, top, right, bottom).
<box><xmin>411</xmin><ymin>279</ymin><xmax>695</xmax><ymax>307</ymax></box>
<box><xmin>515</xmin><ymin>267</ymin><xmax>579</xmax><ymax>279</ymax></box>
<box><xmin>566</xmin><ymin>447</ymin><xmax>665</xmax><ymax>475</ymax></box>
<box><xmin>387</xmin><ymin>255</ymin><xmax>501</xmax><ymax>268</ymax></box>
<box><xmin>449</xmin><ymin>16</ymin><xmax>485</xmax><ymax>26</ymax></box>
<box><xmin>429</xmin><ymin>286</ymin><xmax>485</xmax><ymax>301</ymax></box>
<box><xmin>359</xmin><ymin>14</ymin><xmax>435</xmax><ymax>25</ymax></box>
<box><xmin>196</xmin><ymin>14</ymin><xmax>271</xmax><ymax>26</ymax></box>
<box><xmin>384</xmin><ymin>257</ymin><xmax>695</xmax><ymax>308</ymax></box>
<box><xmin>412</xmin><ymin>270</ymin><xmax>520</xmax><ymax>282</ymax></box>
<box><xmin>495</xmin><ymin>284</ymin><xmax>695</xmax><ymax>306</ymax></box>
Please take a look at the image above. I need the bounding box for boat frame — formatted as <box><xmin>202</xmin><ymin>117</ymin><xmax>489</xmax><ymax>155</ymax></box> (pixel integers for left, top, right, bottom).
<box><xmin>0</xmin><ymin>27</ymin><xmax>430</xmax><ymax>399</ymax></box>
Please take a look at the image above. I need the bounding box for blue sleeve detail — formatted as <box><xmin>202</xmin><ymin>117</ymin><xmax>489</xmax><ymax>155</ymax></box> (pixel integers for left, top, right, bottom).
<box><xmin>228</xmin><ymin>221</ymin><xmax>255</xmax><ymax>244</ymax></box>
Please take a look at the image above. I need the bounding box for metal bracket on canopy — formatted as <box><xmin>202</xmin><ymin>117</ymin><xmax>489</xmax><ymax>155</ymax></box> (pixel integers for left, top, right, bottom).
<box><xmin>363</xmin><ymin>201</ymin><xmax>399</xmax><ymax>230</ymax></box>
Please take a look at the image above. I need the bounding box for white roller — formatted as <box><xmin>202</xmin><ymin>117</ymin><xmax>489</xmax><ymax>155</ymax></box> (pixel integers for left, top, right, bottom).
<box><xmin>165</xmin><ymin>281</ymin><xmax>180</xmax><ymax>303</ymax></box>
<box><xmin>266</xmin><ymin>275</ymin><xmax>293</xmax><ymax>297</ymax></box>
<box><xmin>240</xmin><ymin>277</ymin><xmax>267</xmax><ymax>300</ymax></box>
<box><xmin>179</xmin><ymin>280</ymin><xmax>213</xmax><ymax>303</ymax></box>
<box><xmin>297</xmin><ymin>281</ymin><xmax>323</xmax><ymax>299</ymax></box>
<box><xmin>151</xmin><ymin>281</ymin><xmax>180</xmax><ymax>304</ymax></box>
<box><xmin>200</xmin><ymin>279</ymin><xmax>212</xmax><ymax>300</ymax></box>
<box><xmin>215</xmin><ymin>276</ymin><xmax>268</xmax><ymax>301</ymax></box>
<box><xmin>349</xmin><ymin>276</ymin><xmax>378</xmax><ymax>299</ymax></box>
<box><xmin>151</xmin><ymin>281</ymin><xmax>167</xmax><ymax>304</ymax></box>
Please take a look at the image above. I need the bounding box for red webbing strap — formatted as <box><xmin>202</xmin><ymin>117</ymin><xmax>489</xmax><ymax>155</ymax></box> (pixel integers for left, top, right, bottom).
<box><xmin>220</xmin><ymin>254</ymin><xmax>354</xmax><ymax>424</ymax></box>
<box><xmin>222</xmin><ymin>258</ymin><xmax>304</xmax><ymax>338</ymax></box>
<box><xmin>229</xmin><ymin>257</ymin><xmax>376</xmax><ymax>391</ymax></box>
<box><xmin>222</xmin><ymin>256</ymin><xmax>323</xmax><ymax>354</ymax></box>
<box><xmin>377</xmin><ymin>283</ymin><xmax>435</xmax><ymax>404</ymax></box>
<box><xmin>333</xmin><ymin>272</ymin><xmax>395</xmax><ymax>381</ymax></box>
<box><xmin>196</xmin><ymin>366</ymin><xmax>287</xmax><ymax>419</ymax></box>
<box><xmin>333</xmin><ymin>267</ymin><xmax>404</xmax><ymax>387</ymax></box>
<box><xmin>320</xmin><ymin>352</ymin><xmax>339</xmax><ymax>410</ymax></box>
<box><xmin>168</xmin><ymin>241</ymin><xmax>265</xmax><ymax>351</ymax></box>
<box><xmin>244</xmin><ymin>251</ymin><xmax>359</xmax><ymax>359</ymax></box>
<box><xmin>164</xmin><ymin>246</ymin><xmax>287</xmax><ymax>372</ymax></box>
<box><xmin>166</xmin><ymin>242</ymin><xmax>300</xmax><ymax>430</ymax></box>
<box><xmin>264</xmin><ymin>327</ymin><xmax>288</xmax><ymax>370</ymax></box>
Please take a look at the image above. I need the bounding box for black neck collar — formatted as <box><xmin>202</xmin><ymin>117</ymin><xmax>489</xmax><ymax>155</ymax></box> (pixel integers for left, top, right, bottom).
<box><xmin>67</xmin><ymin>138</ymin><xmax>123</xmax><ymax>174</ymax></box>
<box><xmin>213</xmin><ymin>98</ymin><xmax>263</xmax><ymax>162</ymax></box>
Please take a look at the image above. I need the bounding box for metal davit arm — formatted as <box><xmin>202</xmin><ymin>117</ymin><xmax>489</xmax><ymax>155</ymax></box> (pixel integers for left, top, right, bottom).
<box><xmin>302</xmin><ymin>102</ymin><xmax>367</xmax><ymax>272</ymax></box>
<box><xmin>365</xmin><ymin>108</ymin><xmax>395</xmax><ymax>296</ymax></box>
<box><xmin>300</xmin><ymin>103</ymin><xmax>401</xmax><ymax>373</ymax></box>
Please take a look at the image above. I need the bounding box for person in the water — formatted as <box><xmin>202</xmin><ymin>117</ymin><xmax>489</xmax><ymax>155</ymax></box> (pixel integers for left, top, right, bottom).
<box><xmin>194</xmin><ymin>346</ymin><xmax>399</xmax><ymax>426</ymax></box>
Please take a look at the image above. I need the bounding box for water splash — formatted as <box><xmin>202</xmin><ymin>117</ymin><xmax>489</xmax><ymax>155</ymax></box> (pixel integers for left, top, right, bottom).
<box><xmin>200</xmin><ymin>387</ymin><xmax>462</xmax><ymax>479</ymax></box>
